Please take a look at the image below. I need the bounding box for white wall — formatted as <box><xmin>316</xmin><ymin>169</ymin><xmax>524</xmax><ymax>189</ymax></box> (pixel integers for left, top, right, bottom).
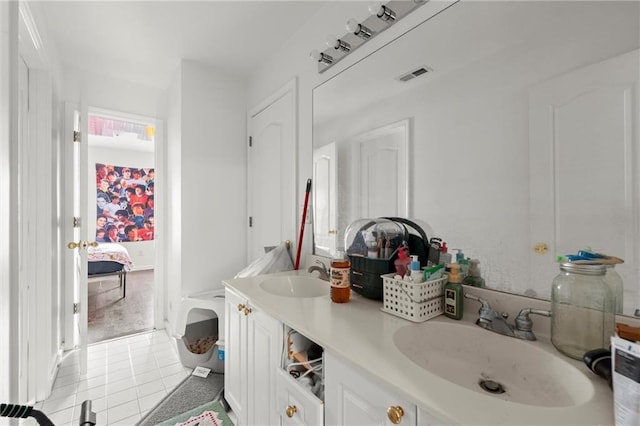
<box><xmin>179</xmin><ymin>60</ymin><xmax>247</xmax><ymax>294</ymax></box>
<box><xmin>163</xmin><ymin>60</ymin><xmax>247</xmax><ymax>336</ymax></box>
<box><xmin>88</xmin><ymin>145</ymin><xmax>155</xmax><ymax>269</ymax></box>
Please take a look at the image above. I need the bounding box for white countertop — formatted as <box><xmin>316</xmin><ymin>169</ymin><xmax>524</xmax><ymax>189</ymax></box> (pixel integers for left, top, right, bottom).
<box><xmin>222</xmin><ymin>270</ymin><xmax>614</xmax><ymax>425</ymax></box>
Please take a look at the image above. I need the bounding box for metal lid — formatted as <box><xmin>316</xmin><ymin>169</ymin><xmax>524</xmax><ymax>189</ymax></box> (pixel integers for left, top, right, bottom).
<box><xmin>559</xmin><ymin>262</ymin><xmax>606</xmax><ymax>275</ymax></box>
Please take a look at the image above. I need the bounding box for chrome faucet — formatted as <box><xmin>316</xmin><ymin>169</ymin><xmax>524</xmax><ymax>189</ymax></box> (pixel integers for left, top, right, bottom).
<box><xmin>464</xmin><ymin>293</ymin><xmax>551</xmax><ymax>341</ymax></box>
<box><xmin>307</xmin><ymin>260</ymin><xmax>330</xmax><ymax>281</ymax></box>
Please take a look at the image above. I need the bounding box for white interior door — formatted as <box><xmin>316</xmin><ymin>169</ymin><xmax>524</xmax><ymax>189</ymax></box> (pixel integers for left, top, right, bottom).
<box><xmin>63</xmin><ymin>103</ymin><xmax>89</xmax><ymax>373</ymax></box>
<box><xmin>247</xmin><ymin>80</ymin><xmax>296</xmax><ymax>264</ymax></box>
<box><xmin>313</xmin><ymin>142</ymin><xmax>337</xmax><ymax>256</ymax></box>
<box><xmin>355</xmin><ymin>119</ymin><xmax>409</xmax><ymax>219</ymax></box>
<box><xmin>529</xmin><ymin>49</ymin><xmax>639</xmax><ymax>310</ymax></box>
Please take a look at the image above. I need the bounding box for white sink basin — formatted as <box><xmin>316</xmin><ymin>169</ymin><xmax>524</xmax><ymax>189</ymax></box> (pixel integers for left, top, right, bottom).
<box><xmin>394</xmin><ymin>321</ymin><xmax>594</xmax><ymax>407</ymax></box>
<box><xmin>260</xmin><ymin>275</ymin><xmax>328</xmax><ymax>298</ymax></box>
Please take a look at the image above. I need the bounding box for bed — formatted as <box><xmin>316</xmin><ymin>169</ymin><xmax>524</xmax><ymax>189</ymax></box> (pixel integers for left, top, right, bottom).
<box><xmin>87</xmin><ymin>243</ymin><xmax>133</xmax><ymax>297</ymax></box>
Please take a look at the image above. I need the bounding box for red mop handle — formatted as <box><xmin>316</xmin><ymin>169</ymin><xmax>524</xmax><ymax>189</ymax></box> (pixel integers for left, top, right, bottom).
<box><xmin>295</xmin><ymin>179</ymin><xmax>312</xmax><ymax>270</ymax></box>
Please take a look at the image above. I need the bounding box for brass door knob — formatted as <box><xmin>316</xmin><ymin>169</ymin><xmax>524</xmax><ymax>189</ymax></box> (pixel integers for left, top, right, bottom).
<box><xmin>67</xmin><ymin>241</ymin><xmax>99</xmax><ymax>249</ymax></box>
<box><xmin>237</xmin><ymin>303</ymin><xmax>245</xmax><ymax>311</ymax></box>
<box><xmin>387</xmin><ymin>406</ymin><xmax>404</xmax><ymax>424</ymax></box>
<box><xmin>242</xmin><ymin>307</ymin><xmax>252</xmax><ymax>316</ymax></box>
<box><xmin>285</xmin><ymin>405</ymin><xmax>297</xmax><ymax>418</ymax></box>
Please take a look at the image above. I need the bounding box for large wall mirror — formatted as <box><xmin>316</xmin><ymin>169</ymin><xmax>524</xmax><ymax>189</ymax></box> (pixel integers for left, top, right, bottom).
<box><xmin>312</xmin><ymin>1</ymin><xmax>640</xmax><ymax>316</ymax></box>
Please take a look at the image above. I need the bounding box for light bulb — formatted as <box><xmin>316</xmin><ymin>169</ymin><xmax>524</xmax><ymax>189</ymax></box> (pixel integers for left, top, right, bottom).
<box><xmin>368</xmin><ymin>1</ymin><xmax>384</xmax><ymax>16</ymax></box>
<box><xmin>325</xmin><ymin>35</ymin><xmax>339</xmax><ymax>49</ymax></box>
<box><xmin>309</xmin><ymin>50</ymin><xmax>322</xmax><ymax>62</ymax></box>
<box><xmin>346</xmin><ymin>18</ymin><xmax>361</xmax><ymax>34</ymax></box>
<box><xmin>309</xmin><ymin>49</ymin><xmax>332</xmax><ymax>64</ymax></box>
<box><xmin>368</xmin><ymin>2</ymin><xmax>396</xmax><ymax>21</ymax></box>
<box><xmin>325</xmin><ymin>35</ymin><xmax>351</xmax><ymax>52</ymax></box>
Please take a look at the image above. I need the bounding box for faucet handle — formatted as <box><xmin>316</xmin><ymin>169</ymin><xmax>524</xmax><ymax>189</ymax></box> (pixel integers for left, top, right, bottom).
<box><xmin>515</xmin><ymin>308</ymin><xmax>552</xmax><ymax>332</ymax></box>
<box><xmin>464</xmin><ymin>293</ymin><xmax>491</xmax><ymax>311</ymax></box>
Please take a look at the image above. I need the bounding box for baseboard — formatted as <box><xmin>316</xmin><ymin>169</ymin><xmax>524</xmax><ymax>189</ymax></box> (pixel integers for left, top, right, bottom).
<box><xmin>130</xmin><ymin>265</ymin><xmax>154</xmax><ymax>272</ymax></box>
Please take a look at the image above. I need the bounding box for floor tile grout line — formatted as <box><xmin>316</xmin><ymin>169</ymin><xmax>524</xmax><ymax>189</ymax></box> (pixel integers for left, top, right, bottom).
<box><xmin>42</xmin><ymin>329</ymin><xmax>186</xmax><ymax>425</ymax></box>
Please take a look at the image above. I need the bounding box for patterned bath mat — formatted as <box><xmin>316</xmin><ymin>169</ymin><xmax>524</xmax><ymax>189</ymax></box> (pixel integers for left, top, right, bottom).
<box><xmin>155</xmin><ymin>400</ymin><xmax>233</xmax><ymax>426</ymax></box>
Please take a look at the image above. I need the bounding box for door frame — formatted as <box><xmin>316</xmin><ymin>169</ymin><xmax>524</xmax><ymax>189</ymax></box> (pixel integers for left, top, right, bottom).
<box><xmin>63</xmin><ymin>107</ymin><xmax>165</xmax><ymax>360</ymax></box>
<box><xmin>14</xmin><ymin>1</ymin><xmax>58</xmax><ymax>403</ymax></box>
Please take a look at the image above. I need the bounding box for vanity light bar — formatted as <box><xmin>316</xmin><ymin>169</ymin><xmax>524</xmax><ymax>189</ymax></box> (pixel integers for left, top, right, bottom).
<box><xmin>314</xmin><ymin>1</ymin><xmax>428</xmax><ymax>73</ymax></box>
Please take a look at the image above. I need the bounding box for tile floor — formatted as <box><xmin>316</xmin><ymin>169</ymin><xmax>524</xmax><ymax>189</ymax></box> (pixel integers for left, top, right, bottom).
<box><xmin>29</xmin><ymin>330</ymin><xmax>191</xmax><ymax>426</ymax></box>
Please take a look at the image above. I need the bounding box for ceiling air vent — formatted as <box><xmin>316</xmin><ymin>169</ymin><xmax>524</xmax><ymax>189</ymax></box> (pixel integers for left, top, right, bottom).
<box><xmin>397</xmin><ymin>66</ymin><xmax>432</xmax><ymax>82</ymax></box>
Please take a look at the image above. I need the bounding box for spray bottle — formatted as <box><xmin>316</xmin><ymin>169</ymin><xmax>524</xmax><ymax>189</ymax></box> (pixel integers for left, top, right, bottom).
<box><xmin>439</xmin><ymin>241</ymin><xmax>452</xmax><ymax>265</ymax></box>
<box><xmin>394</xmin><ymin>246</ymin><xmax>411</xmax><ymax>277</ymax></box>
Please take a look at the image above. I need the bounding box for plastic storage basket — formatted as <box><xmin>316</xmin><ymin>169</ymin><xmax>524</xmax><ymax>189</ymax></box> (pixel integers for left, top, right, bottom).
<box><xmin>381</xmin><ymin>273</ymin><xmax>446</xmax><ymax>322</ymax></box>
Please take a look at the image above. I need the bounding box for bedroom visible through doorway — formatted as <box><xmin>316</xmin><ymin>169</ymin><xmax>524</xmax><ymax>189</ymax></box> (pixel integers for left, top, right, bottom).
<box><xmin>88</xmin><ymin>109</ymin><xmax>157</xmax><ymax>343</ymax></box>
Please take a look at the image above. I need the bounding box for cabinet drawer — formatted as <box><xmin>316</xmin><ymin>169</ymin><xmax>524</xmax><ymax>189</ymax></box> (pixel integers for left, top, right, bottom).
<box><xmin>325</xmin><ymin>351</ymin><xmax>417</xmax><ymax>425</ymax></box>
<box><xmin>276</xmin><ymin>369</ymin><xmax>323</xmax><ymax>426</ymax></box>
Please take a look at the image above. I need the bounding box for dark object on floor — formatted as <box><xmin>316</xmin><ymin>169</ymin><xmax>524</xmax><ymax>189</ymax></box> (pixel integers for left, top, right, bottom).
<box><xmin>584</xmin><ymin>348</ymin><xmax>612</xmax><ymax>389</ymax></box>
<box><xmin>1</xmin><ymin>400</ymin><xmax>96</xmax><ymax>426</ymax></box>
<box><xmin>137</xmin><ymin>372</ymin><xmax>225</xmax><ymax>426</ymax></box>
<box><xmin>1</xmin><ymin>403</ymin><xmax>54</xmax><ymax>426</ymax></box>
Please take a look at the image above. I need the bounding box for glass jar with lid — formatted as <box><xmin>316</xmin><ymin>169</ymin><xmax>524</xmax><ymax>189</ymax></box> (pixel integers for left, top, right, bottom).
<box><xmin>605</xmin><ymin>265</ymin><xmax>624</xmax><ymax>314</ymax></box>
<box><xmin>551</xmin><ymin>263</ymin><xmax>615</xmax><ymax>360</ymax></box>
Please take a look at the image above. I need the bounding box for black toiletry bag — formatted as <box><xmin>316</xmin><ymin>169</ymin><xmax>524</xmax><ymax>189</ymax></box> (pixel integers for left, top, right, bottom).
<box><xmin>346</xmin><ymin>217</ymin><xmax>431</xmax><ymax>300</ymax></box>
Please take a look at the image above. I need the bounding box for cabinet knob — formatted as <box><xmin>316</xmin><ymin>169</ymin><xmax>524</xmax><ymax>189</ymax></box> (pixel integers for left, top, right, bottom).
<box><xmin>237</xmin><ymin>303</ymin><xmax>245</xmax><ymax>311</ymax></box>
<box><xmin>285</xmin><ymin>405</ymin><xmax>297</xmax><ymax>418</ymax></box>
<box><xmin>387</xmin><ymin>406</ymin><xmax>404</xmax><ymax>424</ymax></box>
<box><xmin>242</xmin><ymin>307</ymin><xmax>252</xmax><ymax>316</ymax></box>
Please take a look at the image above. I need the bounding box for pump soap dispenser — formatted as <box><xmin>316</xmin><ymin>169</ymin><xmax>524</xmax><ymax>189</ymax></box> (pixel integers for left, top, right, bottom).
<box><xmin>462</xmin><ymin>259</ymin><xmax>486</xmax><ymax>288</ymax></box>
<box><xmin>444</xmin><ymin>264</ymin><xmax>463</xmax><ymax>320</ymax></box>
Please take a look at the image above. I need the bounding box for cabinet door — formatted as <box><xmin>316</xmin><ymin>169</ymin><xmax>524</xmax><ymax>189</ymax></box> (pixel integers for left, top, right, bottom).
<box><xmin>417</xmin><ymin>407</ymin><xmax>445</xmax><ymax>426</ymax></box>
<box><xmin>276</xmin><ymin>369</ymin><xmax>324</xmax><ymax>426</ymax></box>
<box><xmin>246</xmin><ymin>303</ymin><xmax>283</xmax><ymax>426</ymax></box>
<box><xmin>224</xmin><ymin>289</ymin><xmax>248</xmax><ymax>425</ymax></box>
<box><xmin>325</xmin><ymin>352</ymin><xmax>416</xmax><ymax>426</ymax></box>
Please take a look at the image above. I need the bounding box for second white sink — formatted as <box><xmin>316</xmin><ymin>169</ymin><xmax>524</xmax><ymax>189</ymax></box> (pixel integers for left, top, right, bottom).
<box><xmin>260</xmin><ymin>275</ymin><xmax>328</xmax><ymax>298</ymax></box>
<box><xmin>393</xmin><ymin>320</ymin><xmax>594</xmax><ymax>407</ymax></box>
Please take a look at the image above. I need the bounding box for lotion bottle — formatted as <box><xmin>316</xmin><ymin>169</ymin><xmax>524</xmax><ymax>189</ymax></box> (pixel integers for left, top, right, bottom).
<box><xmin>444</xmin><ymin>263</ymin><xmax>463</xmax><ymax>320</ymax></box>
<box><xmin>409</xmin><ymin>255</ymin><xmax>424</xmax><ymax>283</ymax></box>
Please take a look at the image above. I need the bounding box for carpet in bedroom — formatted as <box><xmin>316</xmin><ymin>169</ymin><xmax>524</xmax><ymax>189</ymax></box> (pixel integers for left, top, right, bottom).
<box><xmin>88</xmin><ymin>269</ymin><xmax>154</xmax><ymax>343</ymax></box>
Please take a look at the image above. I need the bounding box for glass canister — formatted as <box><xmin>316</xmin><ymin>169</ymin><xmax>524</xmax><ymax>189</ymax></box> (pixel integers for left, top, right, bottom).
<box><xmin>551</xmin><ymin>263</ymin><xmax>615</xmax><ymax>360</ymax></box>
<box><xmin>605</xmin><ymin>265</ymin><xmax>624</xmax><ymax>314</ymax></box>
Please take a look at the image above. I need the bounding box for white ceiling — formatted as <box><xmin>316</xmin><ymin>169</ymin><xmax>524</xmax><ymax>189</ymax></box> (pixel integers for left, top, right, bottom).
<box><xmin>36</xmin><ymin>1</ymin><xmax>328</xmax><ymax>89</ymax></box>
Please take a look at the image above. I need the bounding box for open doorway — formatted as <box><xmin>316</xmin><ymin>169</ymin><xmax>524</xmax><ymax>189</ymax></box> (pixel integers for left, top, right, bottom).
<box><xmin>87</xmin><ymin>108</ymin><xmax>157</xmax><ymax>343</ymax></box>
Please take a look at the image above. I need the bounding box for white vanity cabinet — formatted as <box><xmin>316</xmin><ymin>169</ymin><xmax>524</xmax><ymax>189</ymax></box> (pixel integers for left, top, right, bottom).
<box><xmin>324</xmin><ymin>351</ymin><xmax>417</xmax><ymax>426</ymax></box>
<box><xmin>224</xmin><ymin>288</ymin><xmax>283</xmax><ymax>426</ymax></box>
